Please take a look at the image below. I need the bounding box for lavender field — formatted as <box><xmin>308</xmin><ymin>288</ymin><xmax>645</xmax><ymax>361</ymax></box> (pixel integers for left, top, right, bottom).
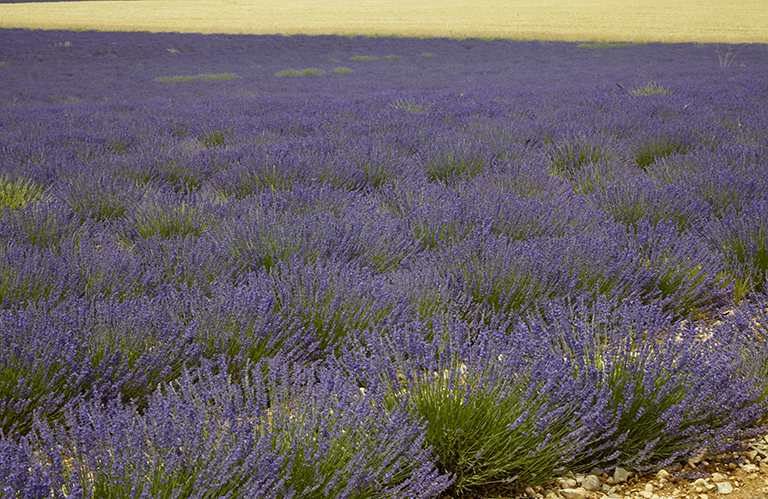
<box><xmin>1</xmin><ymin>28</ymin><xmax>768</xmax><ymax>498</ymax></box>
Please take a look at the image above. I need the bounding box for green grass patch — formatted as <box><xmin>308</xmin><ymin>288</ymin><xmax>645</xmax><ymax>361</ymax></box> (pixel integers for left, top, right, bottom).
<box><xmin>0</xmin><ymin>62</ymin><xmax>6</xmax><ymax>67</ymax></box>
<box><xmin>0</xmin><ymin>175</ymin><xmax>48</xmax><ymax>211</ymax></box>
<box><xmin>348</xmin><ymin>55</ymin><xmax>377</xmax><ymax>61</ymax></box>
<box><xmin>629</xmin><ymin>83</ymin><xmax>672</xmax><ymax>96</ymax></box>
<box><xmin>275</xmin><ymin>68</ymin><xmax>325</xmax><ymax>77</ymax></box>
<box><xmin>332</xmin><ymin>67</ymin><xmax>353</xmax><ymax>74</ymax></box>
<box><xmin>154</xmin><ymin>73</ymin><xmax>238</xmax><ymax>82</ymax></box>
<box><xmin>390</xmin><ymin>98</ymin><xmax>433</xmax><ymax>114</ymax></box>
<box><xmin>420</xmin><ymin>52</ymin><xmax>436</xmax><ymax>57</ymax></box>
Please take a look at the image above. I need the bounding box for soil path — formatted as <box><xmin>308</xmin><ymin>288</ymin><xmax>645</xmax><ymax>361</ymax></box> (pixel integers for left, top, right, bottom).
<box><xmin>1</xmin><ymin>0</ymin><xmax>767</xmax><ymax>43</ymax></box>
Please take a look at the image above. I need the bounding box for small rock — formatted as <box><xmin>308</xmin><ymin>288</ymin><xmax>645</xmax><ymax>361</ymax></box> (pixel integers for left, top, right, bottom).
<box><xmin>727</xmin><ymin>463</ymin><xmax>737</xmax><ymax>470</ymax></box>
<box><xmin>526</xmin><ymin>486</ymin><xmax>537</xmax><ymax>499</ymax></box>
<box><xmin>711</xmin><ymin>472</ymin><xmax>726</xmax><ymax>483</ymax></box>
<box><xmin>688</xmin><ymin>454</ymin><xmax>704</xmax><ymax>467</ymax></box>
<box><xmin>715</xmin><ymin>482</ymin><xmax>733</xmax><ymax>495</ymax></box>
<box><xmin>747</xmin><ymin>451</ymin><xmax>759</xmax><ymax>461</ymax></box>
<box><xmin>656</xmin><ymin>469</ymin><xmax>670</xmax><ymax>480</ymax></box>
<box><xmin>742</xmin><ymin>463</ymin><xmax>760</xmax><ymax>473</ymax></box>
<box><xmin>644</xmin><ymin>484</ymin><xmax>654</xmax><ymax>493</ymax></box>
<box><xmin>613</xmin><ymin>467</ymin><xmax>631</xmax><ymax>484</ymax></box>
<box><xmin>640</xmin><ymin>491</ymin><xmax>652</xmax><ymax>499</ymax></box>
<box><xmin>583</xmin><ymin>475</ymin><xmax>601</xmax><ymax>491</ymax></box>
<box><xmin>560</xmin><ymin>487</ymin><xmax>587</xmax><ymax>499</ymax></box>
<box><xmin>560</xmin><ymin>478</ymin><xmax>578</xmax><ymax>489</ymax></box>
<box><xmin>544</xmin><ymin>493</ymin><xmax>559</xmax><ymax>499</ymax></box>
<box><xmin>698</xmin><ymin>495</ymin><xmax>708</xmax><ymax>499</ymax></box>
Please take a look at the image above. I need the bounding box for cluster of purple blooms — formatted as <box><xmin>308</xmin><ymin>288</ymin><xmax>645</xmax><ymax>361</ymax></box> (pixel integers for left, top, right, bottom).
<box><xmin>1</xmin><ymin>27</ymin><xmax>768</xmax><ymax>498</ymax></box>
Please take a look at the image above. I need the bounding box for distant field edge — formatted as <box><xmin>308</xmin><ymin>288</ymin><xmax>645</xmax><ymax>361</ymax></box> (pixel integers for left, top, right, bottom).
<box><xmin>1</xmin><ymin>0</ymin><xmax>767</xmax><ymax>43</ymax></box>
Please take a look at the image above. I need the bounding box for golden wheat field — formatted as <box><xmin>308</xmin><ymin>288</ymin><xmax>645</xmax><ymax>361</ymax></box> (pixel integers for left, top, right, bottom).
<box><xmin>1</xmin><ymin>0</ymin><xmax>767</xmax><ymax>43</ymax></box>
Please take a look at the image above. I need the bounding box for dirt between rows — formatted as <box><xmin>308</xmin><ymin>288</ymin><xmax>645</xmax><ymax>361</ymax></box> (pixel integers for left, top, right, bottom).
<box><xmin>1</xmin><ymin>0</ymin><xmax>767</xmax><ymax>43</ymax></box>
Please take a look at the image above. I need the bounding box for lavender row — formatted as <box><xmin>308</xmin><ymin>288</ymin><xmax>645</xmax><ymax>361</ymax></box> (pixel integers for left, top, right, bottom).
<box><xmin>4</xmin><ymin>298</ymin><xmax>768</xmax><ymax>497</ymax></box>
<box><xmin>1</xmin><ymin>28</ymin><xmax>768</xmax><ymax>497</ymax></box>
<box><xmin>2</xmin><ymin>28</ymin><xmax>768</xmax><ymax>105</ymax></box>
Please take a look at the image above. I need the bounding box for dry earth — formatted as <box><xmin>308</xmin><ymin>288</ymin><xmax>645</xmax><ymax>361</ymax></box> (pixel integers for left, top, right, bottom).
<box><xmin>1</xmin><ymin>0</ymin><xmax>767</xmax><ymax>43</ymax></box>
<box><xmin>531</xmin><ymin>435</ymin><xmax>768</xmax><ymax>499</ymax></box>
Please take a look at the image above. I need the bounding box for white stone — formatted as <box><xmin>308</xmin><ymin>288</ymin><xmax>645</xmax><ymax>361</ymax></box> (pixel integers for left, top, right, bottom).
<box><xmin>583</xmin><ymin>475</ymin><xmax>601</xmax><ymax>491</ymax></box>
<box><xmin>715</xmin><ymin>482</ymin><xmax>733</xmax><ymax>495</ymax></box>
<box><xmin>644</xmin><ymin>484</ymin><xmax>654</xmax><ymax>493</ymax></box>
<box><xmin>656</xmin><ymin>470</ymin><xmax>670</xmax><ymax>480</ymax></box>
<box><xmin>741</xmin><ymin>463</ymin><xmax>760</xmax><ymax>473</ymax></box>
<box><xmin>710</xmin><ymin>473</ymin><xmax>726</xmax><ymax>483</ymax></box>
<box><xmin>613</xmin><ymin>467</ymin><xmax>631</xmax><ymax>484</ymax></box>
<box><xmin>560</xmin><ymin>478</ymin><xmax>578</xmax><ymax>489</ymax></box>
<box><xmin>560</xmin><ymin>487</ymin><xmax>587</xmax><ymax>499</ymax></box>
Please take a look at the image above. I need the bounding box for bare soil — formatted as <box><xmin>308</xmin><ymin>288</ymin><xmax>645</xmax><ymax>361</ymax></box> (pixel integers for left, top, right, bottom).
<box><xmin>1</xmin><ymin>0</ymin><xmax>767</xmax><ymax>43</ymax></box>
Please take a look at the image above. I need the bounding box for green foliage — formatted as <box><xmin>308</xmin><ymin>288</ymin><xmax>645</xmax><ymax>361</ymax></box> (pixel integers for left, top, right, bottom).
<box><xmin>0</xmin><ymin>175</ymin><xmax>48</xmax><ymax>211</ymax></box>
<box><xmin>154</xmin><ymin>73</ymin><xmax>239</xmax><ymax>82</ymax></box>
<box><xmin>349</xmin><ymin>55</ymin><xmax>377</xmax><ymax>61</ymax></box>
<box><xmin>130</xmin><ymin>200</ymin><xmax>213</xmax><ymax>240</ymax></box>
<box><xmin>389</xmin><ymin>364</ymin><xmax>576</xmax><ymax>497</ymax></box>
<box><xmin>275</xmin><ymin>68</ymin><xmax>325</xmax><ymax>76</ymax></box>
<box><xmin>633</xmin><ymin>136</ymin><xmax>689</xmax><ymax>169</ymax></box>
<box><xmin>199</xmin><ymin>129</ymin><xmax>227</xmax><ymax>149</ymax></box>
<box><xmin>390</xmin><ymin>97</ymin><xmax>433</xmax><ymax>114</ymax></box>
<box><xmin>0</xmin><ymin>354</ymin><xmax>71</xmax><ymax>436</ymax></box>
<box><xmin>545</xmin><ymin>135</ymin><xmax>618</xmax><ymax>192</ymax></box>
<box><xmin>720</xmin><ymin>228</ymin><xmax>768</xmax><ymax>296</ymax></box>
<box><xmin>332</xmin><ymin>66</ymin><xmax>353</xmax><ymax>74</ymax></box>
<box><xmin>420</xmin><ymin>52</ymin><xmax>436</xmax><ymax>57</ymax></box>
<box><xmin>629</xmin><ymin>83</ymin><xmax>671</xmax><ymax>96</ymax></box>
<box><xmin>423</xmin><ymin>152</ymin><xmax>485</xmax><ymax>184</ymax></box>
<box><xmin>562</xmin><ymin>332</ymin><xmax>721</xmax><ymax>469</ymax></box>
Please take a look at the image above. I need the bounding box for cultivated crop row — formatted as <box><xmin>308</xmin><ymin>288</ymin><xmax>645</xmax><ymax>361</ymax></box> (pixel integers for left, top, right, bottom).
<box><xmin>1</xmin><ymin>28</ymin><xmax>767</xmax><ymax>498</ymax></box>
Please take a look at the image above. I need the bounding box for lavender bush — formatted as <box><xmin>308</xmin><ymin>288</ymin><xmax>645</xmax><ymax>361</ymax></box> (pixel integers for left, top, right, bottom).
<box><xmin>1</xmin><ymin>27</ymin><xmax>767</xmax><ymax>497</ymax></box>
<box><xmin>3</xmin><ymin>357</ymin><xmax>451</xmax><ymax>498</ymax></box>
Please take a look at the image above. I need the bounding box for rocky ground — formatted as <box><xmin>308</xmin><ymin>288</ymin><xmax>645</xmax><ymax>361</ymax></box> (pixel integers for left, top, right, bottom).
<box><xmin>529</xmin><ymin>434</ymin><xmax>768</xmax><ymax>499</ymax></box>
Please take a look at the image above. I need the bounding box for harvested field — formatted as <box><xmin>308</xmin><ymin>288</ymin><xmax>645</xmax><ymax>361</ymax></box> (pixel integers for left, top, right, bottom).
<box><xmin>1</xmin><ymin>0</ymin><xmax>767</xmax><ymax>43</ymax></box>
